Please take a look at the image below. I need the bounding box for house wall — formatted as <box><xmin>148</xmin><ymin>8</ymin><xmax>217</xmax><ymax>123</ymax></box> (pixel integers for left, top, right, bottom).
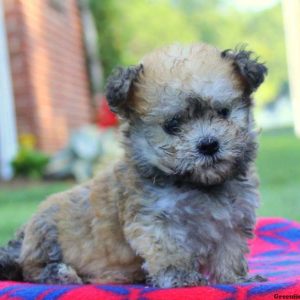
<box><xmin>3</xmin><ymin>0</ymin><xmax>92</xmax><ymax>153</ymax></box>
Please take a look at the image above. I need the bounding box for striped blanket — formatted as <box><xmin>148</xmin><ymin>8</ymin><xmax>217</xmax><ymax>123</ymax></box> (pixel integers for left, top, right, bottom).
<box><xmin>1</xmin><ymin>217</ymin><xmax>300</xmax><ymax>300</ymax></box>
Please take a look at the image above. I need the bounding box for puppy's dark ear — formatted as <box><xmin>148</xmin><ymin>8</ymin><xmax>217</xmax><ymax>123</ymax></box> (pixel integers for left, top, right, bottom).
<box><xmin>221</xmin><ymin>48</ymin><xmax>267</xmax><ymax>94</ymax></box>
<box><xmin>106</xmin><ymin>64</ymin><xmax>143</xmax><ymax>117</ymax></box>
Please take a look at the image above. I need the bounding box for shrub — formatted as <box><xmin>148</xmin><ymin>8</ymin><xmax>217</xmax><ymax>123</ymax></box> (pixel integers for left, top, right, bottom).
<box><xmin>11</xmin><ymin>147</ymin><xmax>50</xmax><ymax>179</ymax></box>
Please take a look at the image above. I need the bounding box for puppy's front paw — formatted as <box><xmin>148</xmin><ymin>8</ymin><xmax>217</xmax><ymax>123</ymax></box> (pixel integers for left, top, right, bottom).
<box><xmin>39</xmin><ymin>263</ymin><xmax>83</xmax><ymax>284</ymax></box>
<box><xmin>149</xmin><ymin>266</ymin><xmax>207</xmax><ymax>288</ymax></box>
<box><xmin>240</xmin><ymin>274</ymin><xmax>267</xmax><ymax>283</ymax></box>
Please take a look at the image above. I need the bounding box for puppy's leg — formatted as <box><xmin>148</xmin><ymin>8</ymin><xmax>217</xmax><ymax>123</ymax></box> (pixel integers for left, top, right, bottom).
<box><xmin>208</xmin><ymin>234</ymin><xmax>250</xmax><ymax>284</ymax></box>
<box><xmin>141</xmin><ymin>245</ymin><xmax>205</xmax><ymax>288</ymax></box>
<box><xmin>124</xmin><ymin>221</ymin><xmax>206</xmax><ymax>288</ymax></box>
<box><xmin>20</xmin><ymin>207</ymin><xmax>82</xmax><ymax>284</ymax></box>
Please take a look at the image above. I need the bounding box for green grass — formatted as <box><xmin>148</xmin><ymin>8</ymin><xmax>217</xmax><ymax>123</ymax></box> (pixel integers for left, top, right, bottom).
<box><xmin>0</xmin><ymin>182</ymin><xmax>72</xmax><ymax>245</ymax></box>
<box><xmin>0</xmin><ymin>128</ymin><xmax>299</xmax><ymax>245</ymax></box>
<box><xmin>257</xmin><ymin>128</ymin><xmax>300</xmax><ymax>220</ymax></box>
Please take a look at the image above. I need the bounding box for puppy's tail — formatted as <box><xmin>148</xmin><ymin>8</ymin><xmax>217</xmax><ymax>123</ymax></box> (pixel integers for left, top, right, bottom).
<box><xmin>0</xmin><ymin>230</ymin><xmax>24</xmax><ymax>281</ymax></box>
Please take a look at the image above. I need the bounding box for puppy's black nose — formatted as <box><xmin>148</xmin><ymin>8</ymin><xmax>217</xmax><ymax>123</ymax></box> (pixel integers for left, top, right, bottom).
<box><xmin>198</xmin><ymin>137</ymin><xmax>219</xmax><ymax>156</ymax></box>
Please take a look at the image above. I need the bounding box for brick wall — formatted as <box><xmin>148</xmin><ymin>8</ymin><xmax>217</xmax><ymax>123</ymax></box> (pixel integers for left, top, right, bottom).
<box><xmin>4</xmin><ymin>0</ymin><xmax>92</xmax><ymax>153</ymax></box>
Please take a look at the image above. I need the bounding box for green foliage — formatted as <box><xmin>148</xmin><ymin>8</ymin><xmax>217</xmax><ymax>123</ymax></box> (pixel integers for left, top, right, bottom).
<box><xmin>174</xmin><ymin>1</ymin><xmax>287</xmax><ymax>106</ymax></box>
<box><xmin>12</xmin><ymin>147</ymin><xmax>50</xmax><ymax>179</ymax></box>
<box><xmin>90</xmin><ymin>0</ymin><xmax>197</xmax><ymax>79</ymax></box>
<box><xmin>90</xmin><ymin>0</ymin><xmax>123</xmax><ymax>79</ymax></box>
<box><xmin>115</xmin><ymin>0</ymin><xmax>197</xmax><ymax>66</ymax></box>
<box><xmin>90</xmin><ymin>0</ymin><xmax>287</xmax><ymax>105</ymax></box>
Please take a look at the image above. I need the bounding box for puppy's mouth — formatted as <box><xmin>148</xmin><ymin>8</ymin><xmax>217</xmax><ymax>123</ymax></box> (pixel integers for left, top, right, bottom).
<box><xmin>201</xmin><ymin>155</ymin><xmax>223</xmax><ymax>168</ymax></box>
<box><xmin>150</xmin><ymin>140</ymin><xmax>244</xmax><ymax>186</ymax></box>
<box><xmin>175</xmin><ymin>154</ymin><xmax>235</xmax><ymax>186</ymax></box>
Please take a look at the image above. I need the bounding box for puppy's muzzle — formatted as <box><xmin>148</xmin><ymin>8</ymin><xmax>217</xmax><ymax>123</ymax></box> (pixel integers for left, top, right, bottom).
<box><xmin>198</xmin><ymin>137</ymin><xmax>220</xmax><ymax>156</ymax></box>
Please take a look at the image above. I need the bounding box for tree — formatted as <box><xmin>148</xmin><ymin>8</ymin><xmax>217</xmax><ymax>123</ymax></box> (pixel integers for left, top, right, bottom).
<box><xmin>90</xmin><ymin>0</ymin><xmax>288</xmax><ymax>106</ymax></box>
<box><xmin>173</xmin><ymin>1</ymin><xmax>288</xmax><ymax>106</ymax></box>
<box><xmin>90</xmin><ymin>0</ymin><xmax>197</xmax><ymax>81</ymax></box>
<box><xmin>89</xmin><ymin>0</ymin><xmax>124</xmax><ymax>79</ymax></box>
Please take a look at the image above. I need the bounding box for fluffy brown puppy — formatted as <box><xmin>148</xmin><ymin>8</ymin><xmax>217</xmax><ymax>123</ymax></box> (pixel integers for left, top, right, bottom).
<box><xmin>0</xmin><ymin>43</ymin><xmax>267</xmax><ymax>288</ymax></box>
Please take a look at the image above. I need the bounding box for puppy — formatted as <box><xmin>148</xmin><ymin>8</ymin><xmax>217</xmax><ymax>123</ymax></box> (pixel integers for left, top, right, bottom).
<box><xmin>0</xmin><ymin>43</ymin><xmax>267</xmax><ymax>288</ymax></box>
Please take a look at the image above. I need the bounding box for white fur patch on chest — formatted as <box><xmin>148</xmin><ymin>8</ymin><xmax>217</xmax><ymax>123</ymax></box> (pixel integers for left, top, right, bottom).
<box><xmin>139</xmin><ymin>179</ymin><xmax>257</xmax><ymax>254</ymax></box>
<box><xmin>148</xmin><ymin>185</ymin><xmax>229</xmax><ymax>218</ymax></box>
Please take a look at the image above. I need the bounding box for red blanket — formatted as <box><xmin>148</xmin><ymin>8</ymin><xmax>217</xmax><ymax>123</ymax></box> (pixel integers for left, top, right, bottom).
<box><xmin>1</xmin><ymin>217</ymin><xmax>300</xmax><ymax>300</ymax></box>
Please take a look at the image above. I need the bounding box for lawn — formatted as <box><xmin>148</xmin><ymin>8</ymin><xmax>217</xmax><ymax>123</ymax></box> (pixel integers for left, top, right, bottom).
<box><xmin>257</xmin><ymin>128</ymin><xmax>300</xmax><ymax>220</ymax></box>
<box><xmin>0</xmin><ymin>128</ymin><xmax>299</xmax><ymax>246</ymax></box>
<box><xmin>0</xmin><ymin>181</ymin><xmax>73</xmax><ymax>245</ymax></box>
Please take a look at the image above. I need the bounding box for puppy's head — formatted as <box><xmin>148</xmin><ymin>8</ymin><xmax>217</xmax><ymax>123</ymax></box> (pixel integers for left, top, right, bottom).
<box><xmin>106</xmin><ymin>44</ymin><xmax>267</xmax><ymax>186</ymax></box>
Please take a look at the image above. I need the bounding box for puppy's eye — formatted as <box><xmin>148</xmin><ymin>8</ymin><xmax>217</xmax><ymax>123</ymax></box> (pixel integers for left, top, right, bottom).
<box><xmin>217</xmin><ymin>108</ymin><xmax>230</xmax><ymax>118</ymax></box>
<box><xmin>163</xmin><ymin>116</ymin><xmax>181</xmax><ymax>135</ymax></box>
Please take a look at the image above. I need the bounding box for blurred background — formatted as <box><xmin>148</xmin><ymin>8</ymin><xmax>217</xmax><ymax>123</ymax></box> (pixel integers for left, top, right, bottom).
<box><xmin>0</xmin><ymin>0</ymin><xmax>299</xmax><ymax>245</ymax></box>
